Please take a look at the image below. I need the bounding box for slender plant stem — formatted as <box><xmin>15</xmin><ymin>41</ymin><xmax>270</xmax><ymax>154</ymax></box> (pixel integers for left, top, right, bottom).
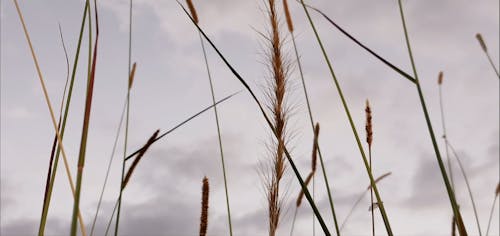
<box><xmin>293</xmin><ymin>0</ymin><xmax>416</xmax><ymax>84</ymax></box>
<box><xmin>71</xmin><ymin>1</ymin><xmax>99</xmax><ymax>234</ymax></box>
<box><xmin>290</xmin><ymin>207</ymin><xmax>298</xmax><ymax>236</ymax></box>
<box><xmin>485</xmin><ymin>194</ymin><xmax>498</xmax><ymax>236</ymax></box>
<box><xmin>396</xmin><ymin>1</ymin><xmax>467</xmax><ymax>235</ymax></box>
<box><xmin>90</xmin><ymin>98</ymin><xmax>127</xmax><ymax>236</ymax></box>
<box><xmin>438</xmin><ymin>83</ymin><xmax>455</xmax><ymax>189</ymax></box>
<box><xmin>115</xmin><ymin>0</ymin><xmax>133</xmax><ymax>234</ymax></box>
<box><xmin>39</xmin><ymin>23</ymin><xmax>71</xmax><ymax>236</ymax></box>
<box><xmin>290</xmin><ymin>32</ymin><xmax>341</xmax><ymax>235</ymax></box>
<box><xmin>38</xmin><ymin>3</ymin><xmax>89</xmax><ymax>235</ymax></box>
<box><xmin>369</xmin><ymin>147</ymin><xmax>374</xmax><ymax>236</ymax></box>
<box><xmin>298</xmin><ymin>0</ymin><xmax>393</xmax><ymax>234</ymax></box>
<box><xmin>447</xmin><ymin>142</ymin><xmax>482</xmax><ymax>236</ymax></box>
<box><xmin>12</xmin><ymin>1</ymin><xmax>87</xmax><ymax>235</ymax></box>
<box><xmin>178</xmin><ymin>2</ymin><xmax>331</xmax><ymax>234</ymax></box>
<box><xmin>198</xmin><ymin>32</ymin><xmax>234</xmax><ymax>236</ymax></box>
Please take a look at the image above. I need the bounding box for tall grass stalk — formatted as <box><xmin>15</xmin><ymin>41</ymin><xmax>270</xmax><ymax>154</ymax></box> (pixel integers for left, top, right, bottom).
<box><xmin>365</xmin><ymin>100</ymin><xmax>375</xmax><ymax>236</ymax></box>
<box><xmin>446</xmin><ymin>142</ymin><xmax>482</xmax><ymax>235</ymax></box>
<box><xmin>297</xmin><ymin>0</ymin><xmax>393</xmax><ymax>234</ymax></box>
<box><xmin>283</xmin><ymin>1</ymin><xmax>340</xmax><ymax>234</ymax></box>
<box><xmin>12</xmin><ymin>1</ymin><xmax>87</xmax><ymax>235</ymax></box>
<box><xmin>186</xmin><ymin>1</ymin><xmax>233</xmax><ymax>233</ymax></box>
<box><xmin>485</xmin><ymin>183</ymin><xmax>499</xmax><ymax>236</ymax></box>
<box><xmin>71</xmin><ymin>1</ymin><xmax>99</xmax><ymax>234</ymax></box>
<box><xmin>38</xmin><ymin>2</ymin><xmax>90</xmax><ymax>235</ymax></box>
<box><xmin>115</xmin><ymin>0</ymin><xmax>134</xmax><ymax>234</ymax></box>
<box><xmin>89</xmin><ymin>98</ymin><xmax>127</xmax><ymax>236</ymax></box>
<box><xmin>290</xmin><ymin>124</ymin><xmax>320</xmax><ymax>236</ymax></box>
<box><xmin>437</xmin><ymin>71</ymin><xmax>459</xmax><ymax>235</ymax></box>
<box><xmin>294</xmin><ymin>1</ymin><xmax>416</xmax><ymax>84</ymax></box>
<box><xmin>40</xmin><ymin>23</ymin><xmax>71</xmax><ymax>234</ymax></box>
<box><xmin>396</xmin><ymin>1</ymin><xmax>467</xmax><ymax>235</ymax></box>
<box><xmin>178</xmin><ymin>2</ymin><xmax>331</xmax><ymax>235</ymax></box>
<box><xmin>475</xmin><ymin>33</ymin><xmax>500</xmax><ymax>79</ymax></box>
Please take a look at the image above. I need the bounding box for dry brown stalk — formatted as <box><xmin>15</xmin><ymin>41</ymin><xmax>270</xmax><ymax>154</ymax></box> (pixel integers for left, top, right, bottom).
<box><xmin>122</xmin><ymin>130</ymin><xmax>159</xmax><ymax>189</ymax></box>
<box><xmin>200</xmin><ymin>176</ymin><xmax>209</xmax><ymax>236</ymax></box>
<box><xmin>186</xmin><ymin>0</ymin><xmax>199</xmax><ymax>24</ymax></box>
<box><xmin>311</xmin><ymin>123</ymin><xmax>319</xmax><ymax>172</ymax></box>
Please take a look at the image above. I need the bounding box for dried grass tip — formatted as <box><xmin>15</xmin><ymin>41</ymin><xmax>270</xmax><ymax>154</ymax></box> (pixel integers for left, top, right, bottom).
<box><xmin>283</xmin><ymin>0</ymin><xmax>294</xmax><ymax>33</ymax></box>
<box><xmin>476</xmin><ymin>33</ymin><xmax>487</xmax><ymax>52</ymax></box>
<box><xmin>129</xmin><ymin>62</ymin><xmax>137</xmax><ymax>89</ymax></box>
<box><xmin>186</xmin><ymin>0</ymin><xmax>199</xmax><ymax>24</ymax></box>
<box><xmin>438</xmin><ymin>71</ymin><xmax>443</xmax><ymax>85</ymax></box>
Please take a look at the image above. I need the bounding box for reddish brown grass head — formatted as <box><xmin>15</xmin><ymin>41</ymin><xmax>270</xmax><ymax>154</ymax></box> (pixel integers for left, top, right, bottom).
<box><xmin>199</xmin><ymin>176</ymin><xmax>209</xmax><ymax>236</ymax></box>
<box><xmin>438</xmin><ymin>71</ymin><xmax>443</xmax><ymax>85</ymax></box>
<box><xmin>283</xmin><ymin>0</ymin><xmax>294</xmax><ymax>33</ymax></box>
<box><xmin>365</xmin><ymin>100</ymin><xmax>373</xmax><ymax>148</ymax></box>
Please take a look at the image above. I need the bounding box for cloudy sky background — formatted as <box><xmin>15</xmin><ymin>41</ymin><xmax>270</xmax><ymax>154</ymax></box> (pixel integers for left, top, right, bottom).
<box><xmin>1</xmin><ymin>0</ymin><xmax>499</xmax><ymax>235</ymax></box>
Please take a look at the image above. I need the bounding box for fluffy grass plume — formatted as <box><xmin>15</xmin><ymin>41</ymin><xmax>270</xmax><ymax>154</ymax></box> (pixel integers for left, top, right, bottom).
<box><xmin>200</xmin><ymin>177</ymin><xmax>209</xmax><ymax>236</ymax></box>
<box><xmin>262</xmin><ymin>0</ymin><xmax>291</xmax><ymax>235</ymax></box>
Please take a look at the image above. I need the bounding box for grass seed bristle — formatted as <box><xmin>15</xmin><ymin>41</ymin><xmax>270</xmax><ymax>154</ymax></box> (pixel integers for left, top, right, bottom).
<box><xmin>200</xmin><ymin>176</ymin><xmax>209</xmax><ymax>236</ymax></box>
<box><xmin>283</xmin><ymin>0</ymin><xmax>294</xmax><ymax>33</ymax></box>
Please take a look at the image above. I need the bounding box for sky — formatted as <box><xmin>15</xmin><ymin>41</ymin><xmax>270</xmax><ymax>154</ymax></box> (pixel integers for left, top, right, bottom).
<box><xmin>1</xmin><ymin>0</ymin><xmax>499</xmax><ymax>235</ymax></box>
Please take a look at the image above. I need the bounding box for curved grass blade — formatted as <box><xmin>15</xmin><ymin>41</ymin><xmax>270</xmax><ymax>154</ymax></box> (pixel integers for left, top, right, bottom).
<box><xmin>70</xmin><ymin>0</ymin><xmax>99</xmax><ymax>234</ymax></box>
<box><xmin>293</xmin><ymin>0</ymin><xmax>416</xmax><ymax>84</ymax></box>
<box><xmin>177</xmin><ymin>2</ymin><xmax>331</xmax><ymax>235</ymax></box>
<box><xmin>396</xmin><ymin>1</ymin><xmax>467</xmax><ymax>235</ymax></box>
<box><xmin>297</xmin><ymin>0</ymin><xmax>393</xmax><ymax>234</ymax></box>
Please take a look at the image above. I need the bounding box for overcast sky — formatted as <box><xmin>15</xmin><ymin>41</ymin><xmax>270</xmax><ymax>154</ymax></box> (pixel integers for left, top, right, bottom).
<box><xmin>1</xmin><ymin>0</ymin><xmax>499</xmax><ymax>235</ymax></box>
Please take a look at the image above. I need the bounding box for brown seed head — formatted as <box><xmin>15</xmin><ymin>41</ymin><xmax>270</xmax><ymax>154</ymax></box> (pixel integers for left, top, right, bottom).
<box><xmin>199</xmin><ymin>176</ymin><xmax>209</xmax><ymax>236</ymax></box>
<box><xmin>128</xmin><ymin>62</ymin><xmax>137</xmax><ymax>89</ymax></box>
<box><xmin>495</xmin><ymin>182</ymin><xmax>500</xmax><ymax>196</ymax></box>
<box><xmin>438</xmin><ymin>71</ymin><xmax>443</xmax><ymax>85</ymax></box>
<box><xmin>476</xmin><ymin>33</ymin><xmax>487</xmax><ymax>52</ymax></box>
<box><xmin>122</xmin><ymin>130</ymin><xmax>159</xmax><ymax>190</ymax></box>
<box><xmin>186</xmin><ymin>0</ymin><xmax>199</xmax><ymax>24</ymax></box>
<box><xmin>311</xmin><ymin>123</ymin><xmax>320</xmax><ymax>173</ymax></box>
<box><xmin>283</xmin><ymin>0</ymin><xmax>294</xmax><ymax>33</ymax></box>
<box><xmin>365</xmin><ymin>100</ymin><xmax>373</xmax><ymax>147</ymax></box>
<box><xmin>296</xmin><ymin>171</ymin><xmax>314</xmax><ymax>207</ymax></box>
